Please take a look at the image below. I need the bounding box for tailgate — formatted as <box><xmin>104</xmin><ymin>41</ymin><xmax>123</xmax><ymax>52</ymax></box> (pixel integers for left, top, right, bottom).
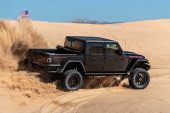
<box><xmin>27</xmin><ymin>49</ymin><xmax>49</xmax><ymax>66</ymax></box>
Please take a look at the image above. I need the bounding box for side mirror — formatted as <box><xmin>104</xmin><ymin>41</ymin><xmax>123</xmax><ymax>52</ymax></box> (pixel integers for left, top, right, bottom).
<box><xmin>115</xmin><ymin>50</ymin><xmax>122</xmax><ymax>56</ymax></box>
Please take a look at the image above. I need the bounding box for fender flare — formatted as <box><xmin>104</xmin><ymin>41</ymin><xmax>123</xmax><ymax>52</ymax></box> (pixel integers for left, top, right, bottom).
<box><xmin>129</xmin><ymin>59</ymin><xmax>150</xmax><ymax>72</ymax></box>
<box><xmin>60</xmin><ymin>60</ymin><xmax>86</xmax><ymax>73</ymax></box>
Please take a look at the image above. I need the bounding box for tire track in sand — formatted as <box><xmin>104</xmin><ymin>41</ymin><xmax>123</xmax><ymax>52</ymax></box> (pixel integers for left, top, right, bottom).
<box><xmin>37</xmin><ymin>68</ymin><xmax>170</xmax><ymax>113</ymax></box>
<box><xmin>37</xmin><ymin>90</ymin><xmax>105</xmax><ymax>113</ymax></box>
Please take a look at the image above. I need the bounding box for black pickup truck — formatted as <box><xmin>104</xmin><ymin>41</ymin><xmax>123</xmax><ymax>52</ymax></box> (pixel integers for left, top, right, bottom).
<box><xmin>26</xmin><ymin>36</ymin><xmax>151</xmax><ymax>91</ymax></box>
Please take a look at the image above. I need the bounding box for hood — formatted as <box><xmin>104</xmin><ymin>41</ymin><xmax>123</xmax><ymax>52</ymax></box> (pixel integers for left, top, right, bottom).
<box><xmin>123</xmin><ymin>51</ymin><xmax>145</xmax><ymax>59</ymax></box>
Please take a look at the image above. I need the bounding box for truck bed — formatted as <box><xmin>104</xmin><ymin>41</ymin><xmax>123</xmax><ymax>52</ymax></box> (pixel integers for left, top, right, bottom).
<box><xmin>26</xmin><ymin>48</ymin><xmax>83</xmax><ymax>69</ymax></box>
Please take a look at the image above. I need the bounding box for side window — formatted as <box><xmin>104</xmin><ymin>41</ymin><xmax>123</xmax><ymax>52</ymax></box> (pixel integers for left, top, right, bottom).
<box><xmin>89</xmin><ymin>43</ymin><xmax>103</xmax><ymax>55</ymax></box>
<box><xmin>106</xmin><ymin>43</ymin><xmax>119</xmax><ymax>55</ymax></box>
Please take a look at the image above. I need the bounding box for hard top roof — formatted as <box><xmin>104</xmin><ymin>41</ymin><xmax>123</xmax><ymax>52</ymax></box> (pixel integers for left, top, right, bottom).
<box><xmin>66</xmin><ymin>36</ymin><xmax>115</xmax><ymax>42</ymax></box>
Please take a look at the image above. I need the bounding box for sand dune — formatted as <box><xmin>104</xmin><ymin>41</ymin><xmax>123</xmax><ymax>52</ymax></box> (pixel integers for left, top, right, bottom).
<box><xmin>0</xmin><ymin>19</ymin><xmax>170</xmax><ymax>113</ymax></box>
<box><xmin>31</xmin><ymin>19</ymin><xmax>170</xmax><ymax>68</ymax></box>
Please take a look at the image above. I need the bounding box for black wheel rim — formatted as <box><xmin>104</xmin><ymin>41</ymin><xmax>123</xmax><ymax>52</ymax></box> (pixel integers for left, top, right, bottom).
<box><xmin>135</xmin><ymin>72</ymin><xmax>148</xmax><ymax>86</ymax></box>
<box><xmin>68</xmin><ymin>74</ymin><xmax>80</xmax><ymax>88</ymax></box>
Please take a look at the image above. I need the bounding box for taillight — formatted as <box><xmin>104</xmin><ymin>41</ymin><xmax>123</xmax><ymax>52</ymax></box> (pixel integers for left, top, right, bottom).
<box><xmin>47</xmin><ymin>58</ymin><xmax>52</xmax><ymax>63</ymax></box>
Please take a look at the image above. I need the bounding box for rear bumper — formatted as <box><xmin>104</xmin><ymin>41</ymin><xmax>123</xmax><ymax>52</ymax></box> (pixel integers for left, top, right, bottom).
<box><xmin>32</xmin><ymin>61</ymin><xmax>61</xmax><ymax>73</ymax></box>
<box><xmin>47</xmin><ymin>64</ymin><xmax>61</xmax><ymax>73</ymax></box>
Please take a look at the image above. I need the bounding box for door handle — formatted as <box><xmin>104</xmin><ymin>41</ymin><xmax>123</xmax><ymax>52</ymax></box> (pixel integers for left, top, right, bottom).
<box><xmin>106</xmin><ymin>58</ymin><xmax>111</xmax><ymax>60</ymax></box>
<box><xmin>91</xmin><ymin>58</ymin><xmax>97</xmax><ymax>60</ymax></box>
<box><xmin>105</xmin><ymin>58</ymin><xmax>111</xmax><ymax>61</ymax></box>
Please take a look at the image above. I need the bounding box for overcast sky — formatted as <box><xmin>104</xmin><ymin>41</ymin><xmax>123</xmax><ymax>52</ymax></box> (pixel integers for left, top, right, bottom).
<box><xmin>0</xmin><ymin>0</ymin><xmax>170</xmax><ymax>22</ymax></box>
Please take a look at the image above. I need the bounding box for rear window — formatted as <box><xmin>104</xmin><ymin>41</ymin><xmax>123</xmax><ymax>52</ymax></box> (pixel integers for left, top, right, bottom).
<box><xmin>64</xmin><ymin>38</ymin><xmax>83</xmax><ymax>51</ymax></box>
<box><xmin>89</xmin><ymin>43</ymin><xmax>103</xmax><ymax>55</ymax></box>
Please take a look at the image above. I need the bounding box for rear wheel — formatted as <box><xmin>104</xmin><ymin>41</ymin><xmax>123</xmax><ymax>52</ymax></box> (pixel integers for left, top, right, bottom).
<box><xmin>128</xmin><ymin>68</ymin><xmax>150</xmax><ymax>89</ymax></box>
<box><xmin>61</xmin><ymin>70</ymin><xmax>83</xmax><ymax>91</ymax></box>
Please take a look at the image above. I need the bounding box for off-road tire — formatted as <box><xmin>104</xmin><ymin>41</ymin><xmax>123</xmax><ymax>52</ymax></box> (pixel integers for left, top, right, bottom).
<box><xmin>61</xmin><ymin>70</ymin><xmax>83</xmax><ymax>91</ymax></box>
<box><xmin>128</xmin><ymin>68</ymin><xmax>150</xmax><ymax>89</ymax></box>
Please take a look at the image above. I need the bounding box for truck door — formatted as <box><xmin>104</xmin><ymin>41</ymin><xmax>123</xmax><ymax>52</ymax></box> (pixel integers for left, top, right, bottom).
<box><xmin>85</xmin><ymin>42</ymin><xmax>105</xmax><ymax>72</ymax></box>
<box><xmin>104</xmin><ymin>42</ymin><xmax>127</xmax><ymax>72</ymax></box>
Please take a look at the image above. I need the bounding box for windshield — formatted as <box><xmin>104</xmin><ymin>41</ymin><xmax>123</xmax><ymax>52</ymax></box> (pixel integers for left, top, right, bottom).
<box><xmin>64</xmin><ymin>38</ymin><xmax>83</xmax><ymax>51</ymax></box>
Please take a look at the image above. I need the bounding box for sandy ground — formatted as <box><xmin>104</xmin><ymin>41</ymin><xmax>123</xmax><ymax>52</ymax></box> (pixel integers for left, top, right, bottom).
<box><xmin>0</xmin><ymin>19</ymin><xmax>170</xmax><ymax>113</ymax></box>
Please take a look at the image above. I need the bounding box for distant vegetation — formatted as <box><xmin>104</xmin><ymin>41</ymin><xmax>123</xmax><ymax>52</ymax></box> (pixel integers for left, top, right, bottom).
<box><xmin>69</xmin><ymin>18</ymin><xmax>123</xmax><ymax>24</ymax></box>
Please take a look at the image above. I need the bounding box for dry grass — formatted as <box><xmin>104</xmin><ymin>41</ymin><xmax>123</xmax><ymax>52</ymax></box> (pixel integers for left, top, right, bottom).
<box><xmin>0</xmin><ymin>19</ymin><xmax>48</xmax><ymax>69</ymax></box>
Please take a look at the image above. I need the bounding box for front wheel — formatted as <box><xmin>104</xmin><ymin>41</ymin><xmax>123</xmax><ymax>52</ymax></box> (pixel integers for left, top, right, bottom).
<box><xmin>128</xmin><ymin>68</ymin><xmax>150</xmax><ymax>89</ymax></box>
<box><xmin>61</xmin><ymin>70</ymin><xmax>83</xmax><ymax>91</ymax></box>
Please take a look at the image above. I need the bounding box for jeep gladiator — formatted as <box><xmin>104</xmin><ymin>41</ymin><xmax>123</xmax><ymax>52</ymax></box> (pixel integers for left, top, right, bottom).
<box><xmin>26</xmin><ymin>36</ymin><xmax>151</xmax><ymax>91</ymax></box>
